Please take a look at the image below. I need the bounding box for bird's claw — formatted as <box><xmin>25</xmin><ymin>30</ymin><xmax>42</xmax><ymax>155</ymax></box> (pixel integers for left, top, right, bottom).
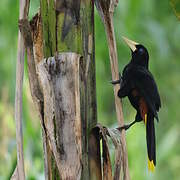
<box><xmin>111</xmin><ymin>79</ymin><xmax>121</xmax><ymax>85</ymax></box>
<box><xmin>111</xmin><ymin>74</ymin><xmax>122</xmax><ymax>85</ymax></box>
<box><xmin>117</xmin><ymin>120</ymin><xmax>137</xmax><ymax>131</ymax></box>
<box><xmin>117</xmin><ymin>124</ymin><xmax>131</xmax><ymax>131</ymax></box>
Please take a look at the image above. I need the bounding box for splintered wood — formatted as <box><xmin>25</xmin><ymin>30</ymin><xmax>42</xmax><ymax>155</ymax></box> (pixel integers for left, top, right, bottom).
<box><xmin>37</xmin><ymin>53</ymin><xmax>82</xmax><ymax>180</ymax></box>
<box><xmin>90</xmin><ymin>124</ymin><xmax>123</xmax><ymax>180</ymax></box>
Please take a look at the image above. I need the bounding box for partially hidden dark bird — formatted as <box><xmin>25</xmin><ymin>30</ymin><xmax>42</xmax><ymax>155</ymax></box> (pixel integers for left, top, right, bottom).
<box><xmin>112</xmin><ymin>37</ymin><xmax>161</xmax><ymax>172</ymax></box>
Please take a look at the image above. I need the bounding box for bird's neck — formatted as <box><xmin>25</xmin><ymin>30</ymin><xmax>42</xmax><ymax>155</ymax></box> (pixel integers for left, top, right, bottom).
<box><xmin>131</xmin><ymin>58</ymin><xmax>149</xmax><ymax>69</ymax></box>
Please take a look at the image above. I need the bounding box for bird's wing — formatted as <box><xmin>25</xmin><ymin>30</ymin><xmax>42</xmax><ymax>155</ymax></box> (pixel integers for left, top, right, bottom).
<box><xmin>118</xmin><ymin>65</ymin><xmax>133</xmax><ymax>97</ymax></box>
<box><xmin>131</xmin><ymin>67</ymin><xmax>161</xmax><ymax>119</ymax></box>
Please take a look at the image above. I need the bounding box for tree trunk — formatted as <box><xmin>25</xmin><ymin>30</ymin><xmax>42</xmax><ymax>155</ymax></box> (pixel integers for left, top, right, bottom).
<box><xmin>28</xmin><ymin>0</ymin><xmax>101</xmax><ymax>179</ymax></box>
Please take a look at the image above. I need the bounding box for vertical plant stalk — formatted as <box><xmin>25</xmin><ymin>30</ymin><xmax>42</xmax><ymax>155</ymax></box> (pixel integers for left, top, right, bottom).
<box><xmin>105</xmin><ymin>13</ymin><xmax>130</xmax><ymax>180</ymax></box>
<box><xmin>37</xmin><ymin>53</ymin><xmax>83</xmax><ymax>179</ymax></box>
<box><xmin>14</xmin><ymin>0</ymin><xmax>30</xmax><ymax>179</ymax></box>
<box><xmin>30</xmin><ymin>13</ymin><xmax>50</xmax><ymax>179</ymax></box>
<box><xmin>27</xmin><ymin>0</ymin><xmax>102</xmax><ymax>179</ymax></box>
<box><xmin>95</xmin><ymin>1</ymin><xmax>130</xmax><ymax>179</ymax></box>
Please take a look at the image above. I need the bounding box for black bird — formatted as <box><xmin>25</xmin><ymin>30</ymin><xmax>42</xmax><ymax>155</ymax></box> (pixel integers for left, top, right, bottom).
<box><xmin>112</xmin><ymin>37</ymin><xmax>161</xmax><ymax>172</ymax></box>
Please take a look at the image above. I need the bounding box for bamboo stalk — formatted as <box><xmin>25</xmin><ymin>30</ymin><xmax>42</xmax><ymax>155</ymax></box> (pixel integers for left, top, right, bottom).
<box><xmin>14</xmin><ymin>0</ymin><xmax>30</xmax><ymax>179</ymax></box>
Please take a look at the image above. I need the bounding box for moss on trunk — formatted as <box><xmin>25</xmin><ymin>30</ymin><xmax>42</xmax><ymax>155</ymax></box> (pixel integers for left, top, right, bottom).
<box><xmin>40</xmin><ymin>0</ymin><xmax>101</xmax><ymax>179</ymax></box>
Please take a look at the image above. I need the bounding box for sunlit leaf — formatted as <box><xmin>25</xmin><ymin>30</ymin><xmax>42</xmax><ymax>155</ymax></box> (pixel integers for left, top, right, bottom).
<box><xmin>171</xmin><ymin>0</ymin><xmax>180</xmax><ymax>20</ymax></box>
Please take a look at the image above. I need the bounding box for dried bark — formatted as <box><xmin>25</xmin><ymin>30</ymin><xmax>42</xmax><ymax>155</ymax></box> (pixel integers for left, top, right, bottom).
<box><xmin>14</xmin><ymin>0</ymin><xmax>30</xmax><ymax>179</ymax></box>
<box><xmin>14</xmin><ymin>0</ymin><xmax>130</xmax><ymax>179</ymax></box>
<box><xmin>95</xmin><ymin>0</ymin><xmax>130</xmax><ymax>179</ymax></box>
<box><xmin>37</xmin><ymin>54</ymin><xmax>82</xmax><ymax>179</ymax></box>
<box><xmin>17</xmin><ymin>0</ymin><xmax>101</xmax><ymax>179</ymax></box>
<box><xmin>90</xmin><ymin>124</ymin><xmax>123</xmax><ymax>180</ymax></box>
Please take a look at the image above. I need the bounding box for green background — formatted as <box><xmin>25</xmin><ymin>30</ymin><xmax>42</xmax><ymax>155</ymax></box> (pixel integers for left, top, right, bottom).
<box><xmin>0</xmin><ymin>0</ymin><xmax>180</xmax><ymax>179</ymax></box>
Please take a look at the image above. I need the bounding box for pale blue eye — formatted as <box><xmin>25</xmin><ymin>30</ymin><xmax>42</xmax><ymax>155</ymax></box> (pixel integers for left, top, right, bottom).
<box><xmin>139</xmin><ymin>48</ymin><xmax>144</xmax><ymax>53</ymax></box>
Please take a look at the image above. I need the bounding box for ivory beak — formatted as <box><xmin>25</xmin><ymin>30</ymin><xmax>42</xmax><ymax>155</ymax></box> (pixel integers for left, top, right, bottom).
<box><xmin>122</xmin><ymin>36</ymin><xmax>139</xmax><ymax>52</ymax></box>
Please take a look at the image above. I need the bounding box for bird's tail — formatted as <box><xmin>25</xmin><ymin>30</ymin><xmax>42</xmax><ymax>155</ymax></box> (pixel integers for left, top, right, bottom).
<box><xmin>145</xmin><ymin>113</ymin><xmax>156</xmax><ymax>172</ymax></box>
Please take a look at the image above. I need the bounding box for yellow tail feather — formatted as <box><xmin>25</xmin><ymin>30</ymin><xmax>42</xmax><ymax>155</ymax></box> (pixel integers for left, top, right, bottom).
<box><xmin>148</xmin><ymin>158</ymin><xmax>155</xmax><ymax>172</ymax></box>
<box><xmin>145</xmin><ymin>113</ymin><xmax>147</xmax><ymax>126</ymax></box>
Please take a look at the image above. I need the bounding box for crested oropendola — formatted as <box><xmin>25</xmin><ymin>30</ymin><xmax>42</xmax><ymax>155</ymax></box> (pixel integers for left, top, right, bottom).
<box><xmin>112</xmin><ymin>37</ymin><xmax>161</xmax><ymax>172</ymax></box>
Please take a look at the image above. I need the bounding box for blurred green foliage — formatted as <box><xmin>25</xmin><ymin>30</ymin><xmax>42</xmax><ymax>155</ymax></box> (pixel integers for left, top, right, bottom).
<box><xmin>171</xmin><ymin>0</ymin><xmax>180</xmax><ymax>20</ymax></box>
<box><xmin>0</xmin><ymin>0</ymin><xmax>180</xmax><ymax>179</ymax></box>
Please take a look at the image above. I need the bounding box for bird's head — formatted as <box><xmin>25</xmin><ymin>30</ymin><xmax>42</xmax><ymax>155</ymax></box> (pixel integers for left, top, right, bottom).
<box><xmin>122</xmin><ymin>36</ymin><xmax>149</xmax><ymax>68</ymax></box>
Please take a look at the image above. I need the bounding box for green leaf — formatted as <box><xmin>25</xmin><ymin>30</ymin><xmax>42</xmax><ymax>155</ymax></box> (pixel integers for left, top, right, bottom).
<box><xmin>171</xmin><ymin>0</ymin><xmax>180</xmax><ymax>20</ymax></box>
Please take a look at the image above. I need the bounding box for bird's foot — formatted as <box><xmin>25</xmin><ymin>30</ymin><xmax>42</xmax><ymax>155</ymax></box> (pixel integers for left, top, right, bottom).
<box><xmin>111</xmin><ymin>73</ymin><xmax>122</xmax><ymax>85</ymax></box>
<box><xmin>111</xmin><ymin>79</ymin><xmax>121</xmax><ymax>85</ymax></box>
<box><xmin>117</xmin><ymin>124</ymin><xmax>131</xmax><ymax>131</ymax></box>
<box><xmin>117</xmin><ymin>120</ymin><xmax>136</xmax><ymax>131</ymax></box>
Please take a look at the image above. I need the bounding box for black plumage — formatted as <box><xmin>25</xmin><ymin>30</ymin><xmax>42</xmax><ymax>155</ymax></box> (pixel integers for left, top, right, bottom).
<box><xmin>113</xmin><ymin>37</ymin><xmax>161</xmax><ymax>171</ymax></box>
